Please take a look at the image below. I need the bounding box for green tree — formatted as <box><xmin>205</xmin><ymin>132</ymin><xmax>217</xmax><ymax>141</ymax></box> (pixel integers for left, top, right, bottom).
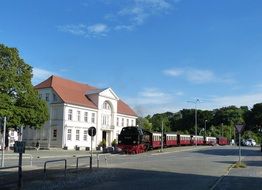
<box><xmin>250</xmin><ymin>103</ymin><xmax>262</xmax><ymax>127</ymax></box>
<box><xmin>136</xmin><ymin>117</ymin><xmax>153</xmax><ymax>131</ymax></box>
<box><xmin>0</xmin><ymin>44</ymin><xmax>48</xmax><ymax>129</ymax></box>
<box><xmin>150</xmin><ymin>113</ymin><xmax>171</xmax><ymax>132</ymax></box>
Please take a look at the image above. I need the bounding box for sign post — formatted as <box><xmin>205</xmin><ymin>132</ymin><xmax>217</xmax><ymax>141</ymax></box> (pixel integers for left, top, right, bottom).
<box><xmin>88</xmin><ymin>127</ymin><xmax>96</xmax><ymax>170</ymax></box>
<box><xmin>235</xmin><ymin>125</ymin><xmax>244</xmax><ymax>163</ymax></box>
<box><xmin>1</xmin><ymin>117</ymin><xmax>6</xmax><ymax>167</ymax></box>
<box><xmin>14</xmin><ymin>141</ymin><xmax>25</xmax><ymax>189</ymax></box>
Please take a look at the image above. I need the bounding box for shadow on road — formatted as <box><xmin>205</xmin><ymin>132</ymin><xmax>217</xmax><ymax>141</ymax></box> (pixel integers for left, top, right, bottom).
<box><xmin>0</xmin><ymin>166</ymin><xmax>262</xmax><ymax>190</ymax></box>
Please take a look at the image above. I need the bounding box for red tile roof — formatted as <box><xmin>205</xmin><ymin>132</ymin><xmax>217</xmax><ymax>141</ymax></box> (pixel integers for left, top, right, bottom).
<box><xmin>35</xmin><ymin>75</ymin><xmax>137</xmax><ymax>117</ymax></box>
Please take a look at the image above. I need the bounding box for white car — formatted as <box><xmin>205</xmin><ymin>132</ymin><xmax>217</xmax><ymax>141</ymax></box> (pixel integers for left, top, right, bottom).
<box><xmin>245</xmin><ymin>139</ymin><xmax>256</xmax><ymax>146</ymax></box>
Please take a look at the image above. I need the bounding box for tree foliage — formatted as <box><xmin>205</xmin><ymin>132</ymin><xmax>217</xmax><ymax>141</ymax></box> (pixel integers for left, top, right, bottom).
<box><xmin>138</xmin><ymin>103</ymin><xmax>262</xmax><ymax>140</ymax></box>
<box><xmin>0</xmin><ymin>44</ymin><xmax>48</xmax><ymax>129</ymax></box>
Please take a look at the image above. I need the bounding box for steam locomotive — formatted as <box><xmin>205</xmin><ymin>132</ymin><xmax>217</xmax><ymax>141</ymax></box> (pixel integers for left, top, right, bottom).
<box><xmin>117</xmin><ymin>126</ymin><xmax>228</xmax><ymax>154</ymax></box>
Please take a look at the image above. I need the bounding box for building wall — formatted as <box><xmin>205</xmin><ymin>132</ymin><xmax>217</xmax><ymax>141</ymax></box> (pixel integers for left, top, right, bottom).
<box><xmin>23</xmin><ymin>87</ymin><xmax>137</xmax><ymax>150</ymax></box>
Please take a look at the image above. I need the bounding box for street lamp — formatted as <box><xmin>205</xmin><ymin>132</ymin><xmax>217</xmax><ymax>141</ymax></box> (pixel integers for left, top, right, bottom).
<box><xmin>187</xmin><ymin>99</ymin><xmax>200</xmax><ymax>146</ymax></box>
<box><xmin>204</xmin><ymin>120</ymin><xmax>207</xmax><ymax>138</ymax></box>
<box><xmin>221</xmin><ymin>123</ymin><xmax>224</xmax><ymax>137</ymax></box>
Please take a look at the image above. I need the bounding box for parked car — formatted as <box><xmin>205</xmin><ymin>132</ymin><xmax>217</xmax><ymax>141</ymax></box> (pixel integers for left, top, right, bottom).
<box><xmin>245</xmin><ymin>139</ymin><xmax>256</xmax><ymax>146</ymax></box>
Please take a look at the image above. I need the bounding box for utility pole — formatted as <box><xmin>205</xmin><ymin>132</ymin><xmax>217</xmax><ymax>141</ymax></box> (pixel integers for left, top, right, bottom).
<box><xmin>188</xmin><ymin>99</ymin><xmax>200</xmax><ymax>146</ymax></box>
<box><xmin>221</xmin><ymin>123</ymin><xmax>224</xmax><ymax>137</ymax></box>
<box><xmin>204</xmin><ymin>120</ymin><xmax>207</xmax><ymax>138</ymax></box>
<box><xmin>1</xmin><ymin>117</ymin><xmax>6</xmax><ymax>167</ymax></box>
<box><xmin>161</xmin><ymin>120</ymin><xmax>164</xmax><ymax>152</ymax></box>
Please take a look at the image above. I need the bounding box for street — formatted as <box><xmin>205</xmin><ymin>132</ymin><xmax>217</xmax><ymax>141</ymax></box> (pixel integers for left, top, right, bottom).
<box><xmin>0</xmin><ymin>145</ymin><xmax>261</xmax><ymax>190</ymax></box>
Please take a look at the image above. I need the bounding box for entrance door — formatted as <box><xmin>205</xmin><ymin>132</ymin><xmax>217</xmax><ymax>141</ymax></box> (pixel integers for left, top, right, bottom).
<box><xmin>102</xmin><ymin>131</ymin><xmax>107</xmax><ymax>146</ymax></box>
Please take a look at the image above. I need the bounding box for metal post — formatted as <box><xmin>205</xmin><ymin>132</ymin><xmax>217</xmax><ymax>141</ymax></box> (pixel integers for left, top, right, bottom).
<box><xmin>90</xmin><ymin>136</ymin><xmax>93</xmax><ymax>169</ymax></box>
<box><xmin>161</xmin><ymin>120</ymin><xmax>164</xmax><ymax>152</ymax></box>
<box><xmin>195</xmin><ymin>103</ymin><xmax>198</xmax><ymax>146</ymax></box>
<box><xmin>19</xmin><ymin>126</ymin><xmax>23</xmax><ymax>142</ymax></box>
<box><xmin>221</xmin><ymin>123</ymin><xmax>224</xmax><ymax>137</ymax></box>
<box><xmin>97</xmin><ymin>153</ymin><xmax>99</xmax><ymax>168</ymax></box>
<box><xmin>1</xmin><ymin>117</ymin><xmax>6</xmax><ymax>167</ymax></box>
<box><xmin>204</xmin><ymin>120</ymin><xmax>207</xmax><ymax>138</ymax></box>
<box><xmin>238</xmin><ymin>133</ymin><xmax>241</xmax><ymax>163</ymax></box>
<box><xmin>18</xmin><ymin>152</ymin><xmax>23</xmax><ymax>189</ymax></box>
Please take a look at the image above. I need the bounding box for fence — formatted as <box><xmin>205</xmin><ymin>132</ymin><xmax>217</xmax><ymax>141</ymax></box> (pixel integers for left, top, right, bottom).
<box><xmin>44</xmin><ymin>159</ymin><xmax>67</xmax><ymax>181</ymax></box>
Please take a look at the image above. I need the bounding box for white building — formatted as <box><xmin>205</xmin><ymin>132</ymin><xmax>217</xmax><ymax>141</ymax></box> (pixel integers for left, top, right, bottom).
<box><xmin>23</xmin><ymin>75</ymin><xmax>137</xmax><ymax>150</ymax></box>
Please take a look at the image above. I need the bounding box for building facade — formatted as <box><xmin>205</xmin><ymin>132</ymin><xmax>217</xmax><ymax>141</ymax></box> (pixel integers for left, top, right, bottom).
<box><xmin>23</xmin><ymin>75</ymin><xmax>137</xmax><ymax>150</ymax></box>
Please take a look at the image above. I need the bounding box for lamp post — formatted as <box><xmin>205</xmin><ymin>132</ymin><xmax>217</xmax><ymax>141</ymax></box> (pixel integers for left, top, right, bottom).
<box><xmin>204</xmin><ymin>120</ymin><xmax>207</xmax><ymax>138</ymax></box>
<box><xmin>221</xmin><ymin>123</ymin><xmax>224</xmax><ymax>137</ymax></box>
<box><xmin>187</xmin><ymin>99</ymin><xmax>200</xmax><ymax>146</ymax></box>
<box><xmin>1</xmin><ymin>117</ymin><xmax>6</xmax><ymax>167</ymax></box>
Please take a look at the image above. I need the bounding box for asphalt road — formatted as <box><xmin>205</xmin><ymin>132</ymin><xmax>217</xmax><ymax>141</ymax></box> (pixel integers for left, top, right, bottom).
<box><xmin>0</xmin><ymin>145</ymin><xmax>261</xmax><ymax>190</ymax></box>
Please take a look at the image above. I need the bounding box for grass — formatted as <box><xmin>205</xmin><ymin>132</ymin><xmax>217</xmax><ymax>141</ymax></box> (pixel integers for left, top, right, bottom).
<box><xmin>233</xmin><ymin>161</ymin><xmax>247</xmax><ymax>168</ymax></box>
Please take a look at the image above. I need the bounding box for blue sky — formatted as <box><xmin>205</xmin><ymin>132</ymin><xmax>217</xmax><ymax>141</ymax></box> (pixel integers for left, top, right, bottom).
<box><xmin>1</xmin><ymin>0</ymin><xmax>262</xmax><ymax>116</ymax></box>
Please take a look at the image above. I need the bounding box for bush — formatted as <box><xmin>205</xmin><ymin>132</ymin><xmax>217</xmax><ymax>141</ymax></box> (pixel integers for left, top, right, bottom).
<box><xmin>111</xmin><ymin>139</ymin><xmax>117</xmax><ymax>147</ymax></box>
<box><xmin>99</xmin><ymin>139</ymin><xmax>106</xmax><ymax>148</ymax></box>
<box><xmin>242</xmin><ymin>130</ymin><xmax>260</xmax><ymax>143</ymax></box>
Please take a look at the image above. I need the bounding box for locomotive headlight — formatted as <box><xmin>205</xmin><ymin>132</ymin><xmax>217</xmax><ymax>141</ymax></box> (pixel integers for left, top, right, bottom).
<box><xmin>119</xmin><ymin>140</ymin><xmax>122</xmax><ymax>144</ymax></box>
<box><xmin>133</xmin><ymin>141</ymin><xmax>136</xmax><ymax>144</ymax></box>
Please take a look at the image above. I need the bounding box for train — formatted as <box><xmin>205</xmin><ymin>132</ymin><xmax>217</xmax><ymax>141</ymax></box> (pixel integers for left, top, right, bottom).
<box><xmin>117</xmin><ymin>126</ymin><xmax>229</xmax><ymax>154</ymax></box>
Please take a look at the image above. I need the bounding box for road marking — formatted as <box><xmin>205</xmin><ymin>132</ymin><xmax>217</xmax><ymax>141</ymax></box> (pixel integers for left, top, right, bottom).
<box><xmin>151</xmin><ymin>146</ymin><xmax>209</xmax><ymax>156</ymax></box>
<box><xmin>209</xmin><ymin>156</ymin><xmax>245</xmax><ymax>190</ymax></box>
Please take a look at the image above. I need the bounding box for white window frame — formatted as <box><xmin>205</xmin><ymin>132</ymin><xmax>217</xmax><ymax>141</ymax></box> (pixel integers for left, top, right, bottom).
<box><xmin>117</xmin><ymin>117</ymin><xmax>119</xmax><ymax>126</ymax></box>
<box><xmin>67</xmin><ymin>129</ymin><xmax>72</xmax><ymax>141</ymax></box>
<box><xmin>83</xmin><ymin>130</ymin><xmax>88</xmax><ymax>141</ymax></box>
<box><xmin>76</xmin><ymin>129</ymin><xmax>80</xmax><ymax>141</ymax></box>
<box><xmin>77</xmin><ymin>111</ymin><xmax>81</xmax><ymax>121</ymax></box>
<box><xmin>91</xmin><ymin>113</ymin><xmax>95</xmax><ymax>123</ymax></box>
<box><xmin>68</xmin><ymin>109</ymin><xmax>73</xmax><ymax>121</ymax></box>
<box><xmin>84</xmin><ymin>112</ymin><xmax>88</xmax><ymax>122</ymax></box>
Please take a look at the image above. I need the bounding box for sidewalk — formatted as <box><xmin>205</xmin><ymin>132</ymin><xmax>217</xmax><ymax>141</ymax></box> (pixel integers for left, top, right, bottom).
<box><xmin>214</xmin><ymin>148</ymin><xmax>262</xmax><ymax>190</ymax></box>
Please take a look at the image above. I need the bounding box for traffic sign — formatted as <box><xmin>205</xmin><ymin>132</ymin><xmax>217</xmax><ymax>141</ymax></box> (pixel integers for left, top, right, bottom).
<box><xmin>235</xmin><ymin>124</ymin><xmax>244</xmax><ymax>133</ymax></box>
<box><xmin>14</xmin><ymin>141</ymin><xmax>26</xmax><ymax>153</ymax></box>
<box><xmin>88</xmin><ymin>127</ymin><xmax>96</xmax><ymax>137</ymax></box>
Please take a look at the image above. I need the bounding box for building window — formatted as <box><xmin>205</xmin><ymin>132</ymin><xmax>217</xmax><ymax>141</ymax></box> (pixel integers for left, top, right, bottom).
<box><xmin>117</xmin><ymin>117</ymin><xmax>119</xmax><ymax>126</ymax></box>
<box><xmin>103</xmin><ymin>102</ymin><xmax>111</xmax><ymax>110</ymax></box>
<box><xmin>131</xmin><ymin>120</ymin><xmax>134</xmax><ymax>126</ymax></box>
<box><xmin>53</xmin><ymin>129</ymin><xmax>57</xmax><ymax>138</ymax></box>
<box><xmin>76</xmin><ymin>130</ymin><xmax>80</xmax><ymax>141</ymax></box>
<box><xmin>84</xmin><ymin>112</ymin><xmax>88</xmax><ymax>122</ymax></box>
<box><xmin>45</xmin><ymin>93</ymin><xmax>49</xmax><ymax>101</ymax></box>
<box><xmin>68</xmin><ymin>109</ymin><xmax>73</xmax><ymax>121</ymax></box>
<box><xmin>67</xmin><ymin>129</ymin><xmax>72</xmax><ymax>141</ymax></box>
<box><xmin>91</xmin><ymin>113</ymin><xmax>95</xmax><ymax>123</ymax></box>
<box><xmin>122</xmin><ymin>118</ymin><xmax>124</xmax><ymax>127</ymax></box>
<box><xmin>53</xmin><ymin>93</ymin><xmax>57</xmax><ymax>102</ymax></box>
<box><xmin>127</xmin><ymin>119</ymin><xmax>129</xmax><ymax>126</ymax></box>
<box><xmin>77</xmin><ymin>111</ymin><xmax>81</xmax><ymax>121</ymax></box>
<box><xmin>83</xmin><ymin>130</ymin><xmax>88</xmax><ymax>141</ymax></box>
<box><xmin>39</xmin><ymin>94</ymin><xmax>42</xmax><ymax>99</ymax></box>
<box><xmin>102</xmin><ymin>115</ymin><xmax>106</xmax><ymax>125</ymax></box>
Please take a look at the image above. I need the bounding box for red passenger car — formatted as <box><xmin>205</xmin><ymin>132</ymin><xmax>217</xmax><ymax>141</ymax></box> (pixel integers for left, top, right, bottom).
<box><xmin>178</xmin><ymin>134</ymin><xmax>192</xmax><ymax>145</ymax></box>
<box><xmin>206</xmin><ymin>137</ymin><xmax>217</xmax><ymax>145</ymax></box>
<box><xmin>217</xmin><ymin>137</ymin><xmax>228</xmax><ymax>145</ymax></box>
<box><xmin>165</xmin><ymin>133</ymin><xmax>178</xmax><ymax>146</ymax></box>
<box><xmin>192</xmin><ymin>135</ymin><xmax>204</xmax><ymax>145</ymax></box>
<box><xmin>151</xmin><ymin>132</ymin><xmax>162</xmax><ymax>148</ymax></box>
